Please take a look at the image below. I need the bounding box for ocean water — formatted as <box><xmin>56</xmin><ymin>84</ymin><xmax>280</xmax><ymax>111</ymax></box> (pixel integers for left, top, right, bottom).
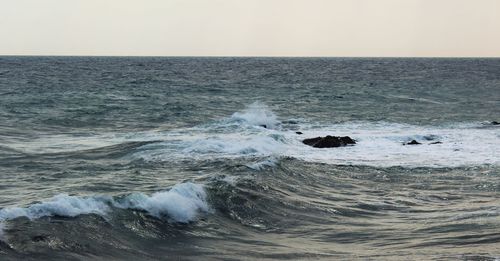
<box><xmin>0</xmin><ymin>56</ymin><xmax>499</xmax><ymax>260</ymax></box>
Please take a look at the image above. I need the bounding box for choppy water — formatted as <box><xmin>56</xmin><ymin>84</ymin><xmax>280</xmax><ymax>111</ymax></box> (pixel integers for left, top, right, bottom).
<box><xmin>0</xmin><ymin>57</ymin><xmax>499</xmax><ymax>260</ymax></box>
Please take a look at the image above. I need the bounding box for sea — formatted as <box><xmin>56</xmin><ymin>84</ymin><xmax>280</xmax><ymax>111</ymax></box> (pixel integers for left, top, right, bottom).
<box><xmin>0</xmin><ymin>56</ymin><xmax>499</xmax><ymax>260</ymax></box>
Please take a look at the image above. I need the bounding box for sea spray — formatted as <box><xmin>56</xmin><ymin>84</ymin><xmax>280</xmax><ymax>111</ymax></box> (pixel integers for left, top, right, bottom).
<box><xmin>230</xmin><ymin>102</ymin><xmax>279</xmax><ymax>129</ymax></box>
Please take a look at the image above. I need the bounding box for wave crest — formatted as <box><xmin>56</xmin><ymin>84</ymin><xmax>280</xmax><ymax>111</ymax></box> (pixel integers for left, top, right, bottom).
<box><xmin>113</xmin><ymin>182</ymin><xmax>208</xmax><ymax>223</ymax></box>
<box><xmin>0</xmin><ymin>194</ymin><xmax>111</xmax><ymax>221</ymax></box>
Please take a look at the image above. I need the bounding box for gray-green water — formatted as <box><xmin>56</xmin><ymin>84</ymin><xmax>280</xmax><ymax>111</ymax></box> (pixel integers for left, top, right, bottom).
<box><xmin>0</xmin><ymin>57</ymin><xmax>499</xmax><ymax>260</ymax></box>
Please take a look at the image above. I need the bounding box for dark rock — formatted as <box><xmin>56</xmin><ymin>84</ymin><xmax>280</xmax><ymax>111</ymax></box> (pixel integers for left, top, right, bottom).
<box><xmin>404</xmin><ymin>140</ymin><xmax>421</xmax><ymax>145</ymax></box>
<box><xmin>303</xmin><ymin>135</ymin><xmax>356</xmax><ymax>148</ymax></box>
<box><xmin>429</xmin><ymin>141</ymin><xmax>443</xmax><ymax>145</ymax></box>
<box><xmin>295</xmin><ymin>131</ymin><xmax>303</xmax><ymax>135</ymax></box>
<box><xmin>259</xmin><ymin>124</ymin><xmax>267</xmax><ymax>129</ymax></box>
<box><xmin>491</xmin><ymin>121</ymin><xmax>500</xmax><ymax>125</ymax></box>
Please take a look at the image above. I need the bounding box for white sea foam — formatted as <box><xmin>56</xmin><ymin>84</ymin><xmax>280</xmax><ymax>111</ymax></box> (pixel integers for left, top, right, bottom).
<box><xmin>286</xmin><ymin>122</ymin><xmax>500</xmax><ymax>167</ymax></box>
<box><xmin>113</xmin><ymin>182</ymin><xmax>208</xmax><ymax>223</ymax></box>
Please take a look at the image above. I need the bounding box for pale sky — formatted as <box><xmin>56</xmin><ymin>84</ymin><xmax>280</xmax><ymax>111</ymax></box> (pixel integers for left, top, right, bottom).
<box><xmin>1</xmin><ymin>0</ymin><xmax>499</xmax><ymax>57</ymax></box>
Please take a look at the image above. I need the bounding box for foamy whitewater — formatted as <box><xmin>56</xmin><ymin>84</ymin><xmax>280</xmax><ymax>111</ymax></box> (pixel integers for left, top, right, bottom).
<box><xmin>0</xmin><ymin>57</ymin><xmax>499</xmax><ymax>260</ymax></box>
<box><xmin>6</xmin><ymin>105</ymin><xmax>498</xmax><ymax>168</ymax></box>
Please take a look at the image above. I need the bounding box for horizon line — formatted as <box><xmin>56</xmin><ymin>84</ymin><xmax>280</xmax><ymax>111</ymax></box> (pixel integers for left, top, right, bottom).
<box><xmin>1</xmin><ymin>54</ymin><xmax>500</xmax><ymax>59</ymax></box>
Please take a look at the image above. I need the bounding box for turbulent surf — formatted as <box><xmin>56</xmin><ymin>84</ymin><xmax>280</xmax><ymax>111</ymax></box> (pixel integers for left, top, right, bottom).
<box><xmin>0</xmin><ymin>57</ymin><xmax>499</xmax><ymax>260</ymax></box>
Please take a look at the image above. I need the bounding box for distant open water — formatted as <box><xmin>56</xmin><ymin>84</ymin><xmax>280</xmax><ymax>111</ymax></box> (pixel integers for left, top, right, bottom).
<box><xmin>0</xmin><ymin>57</ymin><xmax>499</xmax><ymax>260</ymax></box>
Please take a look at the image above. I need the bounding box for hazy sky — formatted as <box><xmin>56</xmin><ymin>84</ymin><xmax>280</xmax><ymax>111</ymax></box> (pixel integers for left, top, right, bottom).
<box><xmin>1</xmin><ymin>0</ymin><xmax>499</xmax><ymax>57</ymax></box>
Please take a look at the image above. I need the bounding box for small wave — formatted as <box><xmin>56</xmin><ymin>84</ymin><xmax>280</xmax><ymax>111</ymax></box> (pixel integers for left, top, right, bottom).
<box><xmin>246</xmin><ymin>157</ymin><xmax>280</xmax><ymax>170</ymax></box>
<box><xmin>0</xmin><ymin>194</ymin><xmax>112</xmax><ymax>221</ymax></box>
<box><xmin>386</xmin><ymin>94</ymin><xmax>444</xmax><ymax>104</ymax></box>
<box><xmin>1</xmin><ymin>133</ymin><xmax>127</xmax><ymax>154</ymax></box>
<box><xmin>0</xmin><ymin>182</ymin><xmax>208</xmax><ymax>241</ymax></box>
<box><xmin>1</xmin><ymin>131</ymin><xmax>165</xmax><ymax>154</ymax></box>
<box><xmin>450</xmin><ymin>207</ymin><xmax>500</xmax><ymax>221</ymax></box>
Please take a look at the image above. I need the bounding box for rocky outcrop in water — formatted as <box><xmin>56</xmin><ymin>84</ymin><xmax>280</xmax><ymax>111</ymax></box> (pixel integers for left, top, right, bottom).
<box><xmin>404</xmin><ymin>140</ymin><xmax>421</xmax><ymax>145</ymax></box>
<box><xmin>302</xmin><ymin>136</ymin><xmax>356</xmax><ymax>148</ymax></box>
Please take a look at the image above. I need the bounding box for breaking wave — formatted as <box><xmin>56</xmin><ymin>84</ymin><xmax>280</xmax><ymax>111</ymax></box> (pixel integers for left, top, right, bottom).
<box><xmin>113</xmin><ymin>182</ymin><xmax>208</xmax><ymax>223</ymax></box>
<box><xmin>0</xmin><ymin>182</ymin><xmax>208</xmax><ymax>240</ymax></box>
